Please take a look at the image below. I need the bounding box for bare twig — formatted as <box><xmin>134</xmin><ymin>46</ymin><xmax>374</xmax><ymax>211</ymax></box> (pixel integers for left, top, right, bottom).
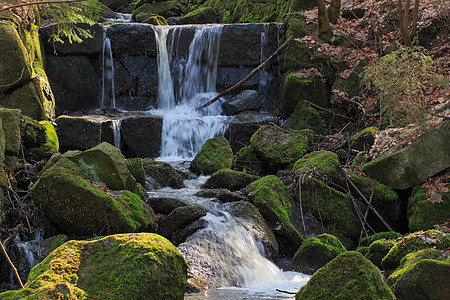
<box><xmin>305</xmin><ymin>100</ymin><xmax>353</xmax><ymax>120</ymax></box>
<box><xmin>276</xmin><ymin>289</ymin><xmax>297</xmax><ymax>295</ymax></box>
<box><xmin>0</xmin><ymin>67</ymin><xmax>25</xmax><ymax>88</ymax></box>
<box><xmin>0</xmin><ymin>0</ymin><xmax>87</xmax><ymax>13</ymax></box>
<box><xmin>0</xmin><ymin>241</ymin><xmax>24</xmax><ymax>289</ymax></box>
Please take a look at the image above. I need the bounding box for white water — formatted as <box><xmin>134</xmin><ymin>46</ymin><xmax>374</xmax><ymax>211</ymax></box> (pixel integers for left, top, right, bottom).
<box><xmin>101</xmin><ymin>30</ymin><xmax>116</xmax><ymax>109</ymax></box>
<box><xmin>111</xmin><ymin>119</ymin><xmax>122</xmax><ymax>149</ymax></box>
<box><xmin>151</xmin><ymin>25</ymin><xmax>230</xmax><ymax>160</ymax></box>
<box><xmin>148</xmin><ymin>174</ymin><xmax>310</xmax><ymax>298</ymax></box>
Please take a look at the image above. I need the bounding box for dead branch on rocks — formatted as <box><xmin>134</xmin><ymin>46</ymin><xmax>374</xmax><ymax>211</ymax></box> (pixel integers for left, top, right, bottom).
<box><xmin>1</xmin><ymin>240</ymin><xmax>24</xmax><ymax>289</ymax></box>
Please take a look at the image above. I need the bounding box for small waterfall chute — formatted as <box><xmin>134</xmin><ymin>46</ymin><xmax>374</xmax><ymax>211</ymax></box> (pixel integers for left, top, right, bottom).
<box><xmin>101</xmin><ymin>29</ymin><xmax>116</xmax><ymax>110</ymax></box>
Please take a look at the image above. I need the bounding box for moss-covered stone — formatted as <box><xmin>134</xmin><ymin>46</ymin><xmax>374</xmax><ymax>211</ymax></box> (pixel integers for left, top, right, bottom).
<box><xmin>29</xmin><ymin>158</ymin><xmax>155</xmax><ymax>236</ymax></box>
<box><xmin>142</xmin><ymin>158</ymin><xmax>184</xmax><ymax>189</ymax></box>
<box><xmin>356</xmin><ymin>246</ymin><xmax>369</xmax><ymax>255</ymax></box>
<box><xmin>235</xmin><ymin>144</ymin><xmax>263</xmax><ymax>175</ymax></box>
<box><xmin>143</xmin><ymin>14</ymin><xmax>168</xmax><ymax>25</ymax></box>
<box><xmin>334</xmin><ymin>58</ymin><xmax>367</xmax><ymax>97</ymax></box>
<box><xmin>0</xmin><ymin>22</ymin><xmax>33</xmax><ymax>93</ymax></box>
<box><xmin>365</xmin><ymin>239</ymin><xmax>396</xmax><ymax>267</ymax></box>
<box><xmin>389</xmin><ymin>249</ymin><xmax>449</xmax><ymax>300</ymax></box>
<box><xmin>285</xmin><ymin>13</ymin><xmax>307</xmax><ymax>39</ymax></box>
<box><xmin>360</xmin><ymin>231</ymin><xmax>402</xmax><ymax>247</ymax></box>
<box><xmin>148</xmin><ymin>197</ymin><xmax>187</xmax><ymax>214</ymax></box>
<box><xmin>287</xmin><ymin>100</ymin><xmax>327</xmax><ymax>134</ymax></box>
<box><xmin>350</xmin><ymin>126</ymin><xmax>377</xmax><ymax>151</ymax></box>
<box><xmin>408</xmin><ymin>185</ymin><xmax>450</xmax><ymax>232</ymax></box>
<box><xmin>26</xmin><ymin>120</ymin><xmax>59</xmax><ymax>161</ymax></box>
<box><xmin>178</xmin><ymin>7</ymin><xmax>217</xmax><ymax>24</ymax></box>
<box><xmin>0</xmin><ymin>82</ymin><xmax>46</xmax><ymax>121</ymax></box>
<box><xmin>0</xmin><ymin>233</ymin><xmax>188</xmax><ymax>299</ymax></box>
<box><xmin>127</xmin><ymin>157</ymin><xmax>146</xmax><ymax>187</ymax></box>
<box><xmin>250</xmin><ymin>125</ymin><xmax>312</xmax><ymax>171</ymax></box>
<box><xmin>381</xmin><ymin>230</ymin><xmax>449</xmax><ymax>270</ymax></box>
<box><xmin>247</xmin><ymin>175</ymin><xmax>303</xmax><ymax>250</ymax></box>
<box><xmin>0</xmin><ymin>108</ymin><xmax>21</xmax><ymax>155</ymax></box>
<box><xmin>133</xmin><ymin>0</ymin><xmax>182</xmax><ymax>18</ymax></box>
<box><xmin>203</xmin><ymin>168</ymin><xmax>259</xmax><ymax>191</ymax></box>
<box><xmin>0</xmin><ymin>118</ymin><xmax>5</xmax><ymax>163</ymax></box>
<box><xmin>295</xmin><ymin>251</ymin><xmax>395</xmax><ymax>300</ymax></box>
<box><xmin>293</xmin><ymin>150</ymin><xmax>342</xmax><ymax>184</ymax></box>
<box><xmin>351</xmin><ymin>152</ymin><xmax>368</xmax><ymax>167</ymax></box>
<box><xmin>292</xmin><ymin>233</ymin><xmax>346</xmax><ymax>274</ymax></box>
<box><xmin>190</xmin><ymin>136</ymin><xmax>233</xmax><ymax>175</ymax></box>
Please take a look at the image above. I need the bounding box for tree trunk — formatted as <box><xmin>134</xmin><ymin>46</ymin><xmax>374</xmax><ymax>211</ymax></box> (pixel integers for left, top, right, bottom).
<box><xmin>397</xmin><ymin>0</ymin><xmax>420</xmax><ymax>46</ymax></box>
<box><xmin>316</xmin><ymin>0</ymin><xmax>332</xmax><ymax>33</ymax></box>
<box><xmin>328</xmin><ymin>0</ymin><xmax>341</xmax><ymax>23</ymax></box>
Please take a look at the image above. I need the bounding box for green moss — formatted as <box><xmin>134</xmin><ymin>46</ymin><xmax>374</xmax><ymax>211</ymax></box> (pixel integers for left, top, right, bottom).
<box><xmin>47</xmin><ymin>234</ymin><xmax>68</xmax><ymax>253</ymax></box>
<box><xmin>284</xmin><ymin>40</ymin><xmax>314</xmax><ymax>73</ymax></box>
<box><xmin>29</xmin><ymin>121</ymin><xmax>59</xmax><ymax>160</ymax></box>
<box><xmin>178</xmin><ymin>7</ymin><xmax>217</xmax><ymax>24</ymax></box>
<box><xmin>365</xmin><ymin>239</ymin><xmax>396</xmax><ymax>267</ymax></box>
<box><xmin>360</xmin><ymin>231</ymin><xmax>402</xmax><ymax>247</ymax></box>
<box><xmin>408</xmin><ymin>186</ymin><xmax>450</xmax><ymax>231</ymax></box>
<box><xmin>287</xmin><ymin>100</ymin><xmax>327</xmax><ymax>134</ymax></box>
<box><xmin>292</xmin><ymin>233</ymin><xmax>346</xmax><ymax>274</ymax></box>
<box><xmin>334</xmin><ymin>58</ymin><xmax>368</xmax><ymax>97</ymax></box>
<box><xmin>381</xmin><ymin>230</ymin><xmax>449</xmax><ymax>270</ymax></box>
<box><xmin>0</xmin><ymin>82</ymin><xmax>47</xmax><ymax>121</ymax></box>
<box><xmin>296</xmin><ymin>251</ymin><xmax>395</xmax><ymax>300</ymax></box>
<box><xmin>351</xmin><ymin>152</ymin><xmax>368</xmax><ymax>167</ymax></box>
<box><xmin>190</xmin><ymin>136</ymin><xmax>234</xmax><ymax>175</ymax></box>
<box><xmin>127</xmin><ymin>158</ymin><xmax>146</xmax><ymax>187</ymax></box>
<box><xmin>356</xmin><ymin>246</ymin><xmax>369</xmax><ymax>255</ymax></box>
<box><xmin>293</xmin><ymin>150</ymin><xmax>341</xmax><ymax>184</ymax></box>
<box><xmin>204</xmin><ymin>168</ymin><xmax>259</xmax><ymax>191</ymax></box>
<box><xmin>8</xmin><ymin>233</ymin><xmax>188</xmax><ymax>300</ymax></box>
<box><xmin>350</xmin><ymin>126</ymin><xmax>377</xmax><ymax>151</ymax></box>
<box><xmin>133</xmin><ymin>0</ymin><xmax>182</xmax><ymax>18</ymax></box>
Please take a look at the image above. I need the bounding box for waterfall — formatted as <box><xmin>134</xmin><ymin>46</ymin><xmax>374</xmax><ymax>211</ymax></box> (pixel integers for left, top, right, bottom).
<box><xmin>101</xmin><ymin>29</ymin><xmax>116</xmax><ymax>109</ymax></box>
<box><xmin>152</xmin><ymin>25</ymin><xmax>230</xmax><ymax>160</ymax></box>
<box><xmin>112</xmin><ymin>119</ymin><xmax>122</xmax><ymax>149</ymax></box>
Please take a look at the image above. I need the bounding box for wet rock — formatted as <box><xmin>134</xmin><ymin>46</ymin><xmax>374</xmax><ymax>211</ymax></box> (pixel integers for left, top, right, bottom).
<box><xmin>291</xmin><ymin>233</ymin><xmax>347</xmax><ymax>274</ymax></box>
<box><xmin>204</xmin><ymin>169</ymin><xmax>259</xmax><ymax>191</ymax></box>
<box><xmin>351</xmin><ymin>126</ymin><xmax>377</xmax><ymax>151</ymax></box>
<box><xmin>0</xmin><ymin>108</ymin><xmax>21</xmax><ymax>155</ymax></box>
<box><xmin>0</xmin><ymin>82</ymin><xmax>46</xmax><ymax>121</ymax></box>
<box><xmin>142</xmin><ymin>158</ymin><xmax>184</xmax><ymax>189</ymax></box>
<box><xmin>46</xmin><ymin>56</ymin><xmax>101</xmax><ymax>115</ymax></box>
<box><xmin>221</xmin><ymin>90</ymin><xmax>262</xmax><ymax>116</ymax></box>
<box><xmin>363</xmin><ymin>120</ymin><xmax>450</xmax><ymax>190</ymax></box>
<box><xmin>216</xmin><ymin>67</ymin><xmax>260</xmax><ymax>91</ymax></box>
<box><xmin>178</xmin><ymin>7</ymin><xmax>217</xmax><ymax>25</ymax></box>
<box><xmin>190</xmin><ymin>136</ymin><xmax>233</xmax><ymax>175</ymax></box>
<box><xmin>158</xmin><ymin>205</ymin><xmax>207</xmax><ymax>241</ymax></box>
<box><xmin>225</xmin><ymin>111</ymin><xmax>278</xmax><ymax>153</ymax></box>
<box><xmin>0</xmin><ymin>233</ymin><xmax>188</xmax><ymax>299</ymax></box>
<box><xmin>121</xmin><ymin>115</ymin><xmax>163</xmax><ymax>158</ymax></box>
<box><xmin>296</xmin><ymin>251</ymin><xmax>395</xmax><ymax>299</ymax></box>
<box><xmin>29</xmin><ymin>158</ymin><xmax>155</xmax><ymax>236</ymax></box>
<box><xmin>148</xmin><ymin>197</ymin><xmax>187</xmax><ymax>214</ymax></box>
<box><xmin>40</xmin><ymin>23</ymin><xmax>104</xmax><ymax>55</ymax></box>
<box><xmin>107</xmin><ymin>23</ymin><xmax>157</xmax><ymax>57</ymax></box>
<box><xmin>0</xmin><ymin>22</ymin><xmax>33</xmax><ymax>93</ymax></box>
<box><xmin>360</xmin><ymin>231</ymin><xmax>402</xmax><ymax>247</ymax></box>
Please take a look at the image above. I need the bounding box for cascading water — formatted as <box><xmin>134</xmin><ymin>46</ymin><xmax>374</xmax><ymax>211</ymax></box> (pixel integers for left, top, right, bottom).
<box><xmin>101</xmin><ymin>29</ymin><xmax>116</xmax><ymax>110</ymax></box>
<box><xmin>111</xmin><ymin>119</ymin><xmax>122</xmax><ymax>149</ymax></box>
<box><xmin>151</xmin><ymin>25</ymin><xmax>231</xmax><ymax>160</ymax></box>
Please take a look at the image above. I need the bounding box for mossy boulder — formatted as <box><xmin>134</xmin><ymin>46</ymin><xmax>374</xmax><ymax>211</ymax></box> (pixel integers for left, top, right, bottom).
<box><xmin>178</xmin><ymin>7</ymin><xmax>217</xmax><ymax>24</ymax></box>
<box><xmin>142</xmin><ymin>158</ymin><xmax>184</xmax><ymax>189</ymax></box>
<box><xmin>0</xmin><ymin>108</ymin><xmax>21</xmax><ymax>155</ymax></box>
<box><xmin>250</xmin><ymin>125</ymin><xmax>312</xmax><ymax>171</ymax></box>
<box><xmin>381</xmin><ymin>230</ymin><xmax>450</xmax><ymax>270</ymax></box>
<box><xmin>334</xmin><ymin>58</ymin><xmax>367</xmax><ymax>97</ymax></box>
<box><xmin>127</xmin><ymin>157</ymin><xmax>146</xmax><ymax>187</ymax></box>
<box><xmin>362</xmin><ymin>120</ymin><xmax>450</xmax><ymax>190</ymax></box>
<box><xmin>203</xmin><ymin>169</ymin><xmax>259</xmax><ymax>191</ymax></box>
<box><xmin>21</xmin><ymin>119</ymin><xmax>59</xmax><ymax>161</ymax></box>
<box><xmin>365</xmin><ymin>239</ymin><xmax>396</xmax><ymax>267</ymax></box>
<box><xmin>360</xmin><ymin>231</ymin><xmax>402</xmax><ymax>247</ymax></box>
<box><xmin>408</xmin><ymin>185</ymin><xmax>450</xmax><ymax>232</ymax></box>
<box><xmin>0</xmin><ymin>119</ymin><xmax>5</xmax><ymax>163</ymax></box>
<box><xmin>148</xmin><ymin>197</ymin><xmax>187</xmax><ymax>214</ymax></box>
<box><xmin>293</xmin><ymin>150</ymin><xmax>342</xmax><ymax>184</ymax></box>
<box><xmin>0</xmin><ymin>233</ymin><xmax>188</xmax><ymax>299</ymax></box>
<box><xmin>133</xmin><ymin>0</ymin><xmax>182</xmax><ymax>18</ymax></box>
<box><xmin>235</xmin><ymin>145</ymin><xmax>263</xmax><ymax>175</ymax></box>
<box><xmin>295</xmin><ymin>251</ymin><xmax>395</xmax><ymax>300</ymax></box>
<box><xmin>29</xmin><ymin>158</ymin><xmax>155</xmax><ymax>236</ymax></box>
<box><xmin>287</xmin><ymin>100</ymin><xmax>327</xmax><ymax>135</ymax></box>
<box><xmin>389</xmin><ymin>249</ymin><xmax>449</xmax><ymax>300</ymax></box>
<box><xmin>246</xmin><ymin>175</ymin><xmax>303</xmax><ymax>252</ymax></box>
<box><xmin>0</xmin><ymin>22</ymin><xmax>33</xmax><ymax>93</ymax></box>
<box><xmin>190</xmin><ymin>136</ymin><xmax>233</xmax><ymax>175</ymax></box>
<box><xmin>292</xmin><ymin>233</ymin><xmax>346</xmax><ymax>274</ymax></box>
<box><xmin>0</xmin><ymin>82</ymin><xmax>46</xmax><ymax>121</ymax></box>
<box><xmin>351</xmin><ymin>126</ymin><xmax>377</xmax><ymax>151</ymax></box>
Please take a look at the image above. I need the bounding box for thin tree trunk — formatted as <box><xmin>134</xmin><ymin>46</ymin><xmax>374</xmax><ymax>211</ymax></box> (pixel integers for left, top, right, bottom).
<box><xmin>410</xmin><ymin>0</ymin><xmax>419</xmax><ymax>40</ymax></box>
<box><xmin>328</xmin><ymin>0</ymin><xmax>341</xmax><ymax>23</ymax></box>
<box><xmin>316</xmin><ymin>0</ymin><xmax>332</xmax><ymax>33</ymax></box>
<box><xmin>403</xmin><ymin>0</ymin><xmax>410</xmax><ymax>45</ymax></box>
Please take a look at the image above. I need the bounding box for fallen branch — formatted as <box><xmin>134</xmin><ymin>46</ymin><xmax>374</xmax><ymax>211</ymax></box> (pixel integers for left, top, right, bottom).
<box><xmin>276</xmin><ymin>288</ymin><xmax>297</xmax><ymax>295</ymax></box>
<box><xmin>1</xmin><ymin>240</ymin><xmax>24</xmax><ymax>289</ymax></box>
<box><xmin>0</xmin><ymin>0</ymin><xmax>86</xmax><ymax>13</ymax></box>
<box><xmin>197</xmin><ymin>37</ymin><xmax>292</xmax><ymax>111</ymax></box>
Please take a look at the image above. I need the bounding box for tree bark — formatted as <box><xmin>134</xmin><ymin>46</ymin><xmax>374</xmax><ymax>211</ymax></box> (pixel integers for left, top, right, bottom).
<box><xmin>316</xmin><ymin>0</ymin><xmax>332</xmax><ymax>33</ymax></box>
<box><xmin>328</xmin><ymin>0</ymin><xmax>341</xmax><ymax>23</ymax></box>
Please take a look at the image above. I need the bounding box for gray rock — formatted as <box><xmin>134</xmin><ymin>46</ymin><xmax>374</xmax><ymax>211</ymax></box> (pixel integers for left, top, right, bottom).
<box><xmin>157</xmin><ymin>205</ymin><xmax>207</xmax><ymax>241</ymax></box>
<box><xmin>0</xmin><ymin>109</ymin><xmax>21</xmax><ymax>155</ymax></box>
<box><xmin>216</xmin><ymin>67</ymin><xmax>260</xmax><ymax>91</ymax></box>
<box><xmin>107</xmin><ymin>23</ymin><xmax>157</xmax><ymax>57</ymax></box>
<box><xmin>148</xmin><ymin>197</ymin><xmax>187</xmax><ymax>214</ymax></box>
<box><xmin>121</xmin><ymin>115</ymin><xmax>163</xmax><ymax>158</ymax></box>
<box><xmin>221</xmin><ymin>90</ymin><xmax>262</xmax><ymax>116</ymax></box>
<box><xmin>142</xmin><ymin>158</ymin><xmax>184</xmax><ymax>189</ymax></box>
<box><xmin>224</xmin><ymin>111</ymin><xmax>278</xmax><ymax>153</ymax></box>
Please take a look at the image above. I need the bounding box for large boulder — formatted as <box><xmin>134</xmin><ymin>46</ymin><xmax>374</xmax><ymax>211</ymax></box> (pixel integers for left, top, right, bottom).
<box><xmin>133</xmin><ymin>1</ymin><xmax>183</xmax><ymax>18</ymax></box>
<box><xmin>365</xmin><ymin>239</ymin><xmax>396</xmax><ymax>267</ymax></box>
<box><xmin>178</xmin><ymin>7</ymin><xmax>217</xmax><ymax>24</ymax></box>
<box><xmin>388</xmin><ymin>249</ymin><xmax>449</xmax><ymax>300</ymax></box>
<box><xmin>121</xmin><ymin>115</ymin><xmax>163</xmax><ymax>158</ymax></box>
<box><xmin>286</xmin><ymin>100</ymin><xmax>327</xmax><ymax>135</ymax></box>
<box><xmin>0</xmin><ymin>82</ymin><xmax>46</xmax><ymax>121</ymax></box>
<box><xmin>408</xmin><ymin>184</ymin><xmax>450</xmax><ymax>232</ymax></box>
<box><xmin>190</xmin><ymin>136</ymin><xmax>233</xmax><ymax>175</ymax></box>
<box><xmin>291</xmin><ymin>233</ymin><xmax>346</xmax><ymax>274</ymax></box>
<box><xmin>0</xmin><ymin>108</ymin><xmax>21</xmax><ymax>155</ymax></box>
<box><xmin>295</xmin><ymin>251</ymin><xmax>395</xmax><ymax>300</ymax></box>
<box><xmin>203</xmin><ymin>169</ymin><xmax>259</xmax><ymax>191</ymax></box>
<box><xmin>246</xmin><ymin>175</ymin><xmax>303</xmax><ymax>254</ymax></box>
<box><xmin>0</xmin><ymin>22</ymin><xmax>32</xmax><ymax>93</ymax></box>
<box><xmin>225</xmin><ymin>111</ymin><xmax>278</xmax><ymax>153</ymax></box>
<box><xmin>250</xmin><ymin>125</ymin><xmax>313</xmax><ymax>171</ymax></box>
<box><xmin>21</xmin><ymin>118</ymin><xmax>59</xmax><ymax>161</ymax></box>
<box><xmin>363</xmin><ymin>120</ymin><xmax>450</xmax><ymax>190</ymax></box>
<box><xmin>221</xmin><ymin>90</ymin><xmax>262</xmax><ymax>116</ymax></box>
<box><xmin>351</xmin><ymin>126</ymin><xmax>377</xmax><ymax>151</ymax></box>
<box><xmin>0</xmin><ymin>233</ymin><xmax>188</xmax><ymax>299</ymax></box>
<box><xmin>29</xmin><ymin>158</ymin><xmax>155</xmax><ymax>236</ymax></box>
<box><xmin>107</xmin><ymin>23</ymin><xmax>157</xmax><ymax>57</ymax></box>
<box><xmin>142</xmin><ymin>158</ymin><xmax>184</xmax><ymax>189</ymax></box>
<box><xmin>293</xmin><ymin>150</ymin><xmax>342</xmax><ymax>184</ymax></box>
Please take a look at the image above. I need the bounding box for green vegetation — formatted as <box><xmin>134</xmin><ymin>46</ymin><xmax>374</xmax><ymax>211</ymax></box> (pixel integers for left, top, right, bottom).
<box><xmin>293</xmin><ymin>150</ymin><xmax>341</xmax><ymax>184</ymax></box>
<box><xmin>360</xmin><ymin>231</ymin><xmax>402</xmax><ymax>247</ymax></box>
<box><xmin>190</xmin><ymin>136</ymin><xmax>234</xmax><ymax>175</ymax></box>
<box><xmin>204</xmin><ymin>169</ymin><xmax>259</xmax><ymax>191</ymax></box>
